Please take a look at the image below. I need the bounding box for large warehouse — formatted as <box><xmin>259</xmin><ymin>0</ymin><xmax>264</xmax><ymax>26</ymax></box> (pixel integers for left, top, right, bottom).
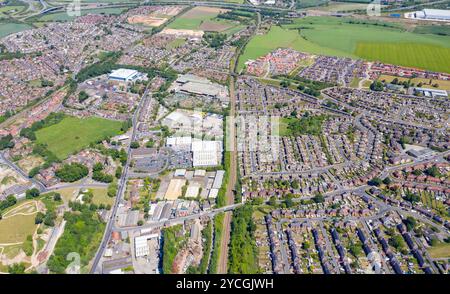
<box><xmin>108</xmin><ymin>68</ymin><xmax>145</xmax><ymax>83</ymax></box>
<box><xmin>405</xmin><ymin>9</ymin><xmax>450</xmax><ymax>21</ymax></box>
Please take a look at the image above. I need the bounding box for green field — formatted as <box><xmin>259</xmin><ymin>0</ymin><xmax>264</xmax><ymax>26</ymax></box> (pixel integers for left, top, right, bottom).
<box><xmin>35</xmin><ymin>116</ymin><xmax>123</xmax><ymax>160</ymax></box>
<box><xmin>0</xmin><ymin>5</ymin><xmax>25</xmax><ymax>18</ymax></box>
<box><xmin>90</xmin><ymin>188</ymin><xmax>114</xmax><ymax>206</ymax></box>
<box><xmin>38</xmin><ymin>7</ymin><xmax>127</xmax><ymax>22</ymax></box>
<box><xmin>0</xmin><ymin>22</ymin><xmax>32</xmax><ymax>38</ymax></box>
<box><xmin>0</xmin><ymin>201</ymin><xmax>38</xmax><ymax>245</ymax></box>
<box><xmin>166</xmin><ymin>38</ymin><xmax>186</xmax><ymax>49</ymax></box>
<box><xmin>168</xmin><ymin>7</ymin><xmax>223</xmax><ymax>30</ymax></box>
<box><xmin>167</xmin><ymin>6</ymin><xmax>243</xmax><ymax>33</ymax></box>
<box><xmin>428</xmin><ymin>242</ymin><xmax>450</xmax><ymax>259</ymax></box>
<box><xmin>238</xmin><ymin>17</ymin><xmax>450</xmax><ymax>73</ymax></box>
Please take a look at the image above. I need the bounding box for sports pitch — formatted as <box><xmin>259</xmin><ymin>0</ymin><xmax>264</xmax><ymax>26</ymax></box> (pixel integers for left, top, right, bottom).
<box><xmin>35</xmin><ymin>116</ymin><xmax>123</xmax><ymax>160</ymax></box>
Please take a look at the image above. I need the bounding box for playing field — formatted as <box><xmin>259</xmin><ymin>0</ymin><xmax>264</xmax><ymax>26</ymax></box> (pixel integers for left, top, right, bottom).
<box><xmin>168</xmin><ymin>6</ymin><xmax>230</xmax><ymax>31</ymax></box>
<box><xmin>238</xmin><ymin>17</ymin><xmax>450</xmax><ymax>73</ymax></box>
<box><xmin>35</xmin><ymin>116</ymin><xmax>123</xmax><ymax>160</ymax></box>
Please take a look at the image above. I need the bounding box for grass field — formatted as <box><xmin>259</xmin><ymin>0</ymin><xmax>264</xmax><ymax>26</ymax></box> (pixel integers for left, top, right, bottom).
<box><xmin>0</xmin><ymin>22</ymin><xmax>32</xmax><ymax>38</ymax></box>
<box><xmin>238</xmin><ymin>17</ymin><xmax>450</xmax><ymax>73</ymax></box>
<box><xmin>237</xmin><ymin>25</ymin><xmax>346</xmax><ymax>71</ymax></box>
<box><xmin>35</xmin><ymin>116</ymin><xmax>123</xmax><ymax>160</ymax></box>
<box><xmin>168</xmin><ymin>6</ymin><xmax>225</xmax><ymax>30</ymax></box>
<box><xmin>428</xmin><ymin>242</ymin><xmax>450</xmax><ymax>259</ymax></box>
<box><xmin>356</xmin><ymin>42</ymin><xmax>450</xmax><ymax>73</ymax></box>
<box><xmin>166</xmin><ymin>38</ymin><xmax>186</xmax><ymax>49</ymax></box>
<box><xmin>0</xmin><ymin>5</ymin><xmax>25</xmax><ymax>18</ymax></box>
<box><xmin>378</xmin><ymin>74</ymin><xmax>450</xmax><ymax>91</ymax></box>
<box><xmin>38</xmin><ymin>7</ymin><xmax>127</xmax><ymax>22</ymax></box>
<box><xmin>167</xmin><ymin>6</ymin><xmax>240</xmax><ymax>33</ymax></box>
<box><xmin>0</xmin><ymin>201</ymin><xmax>38</xmax><ymax>245</ymax></box>
<box><xmin>90</xmin><ymin>188</ymin><xmax>114</xmax><ymax>206</ymax></box>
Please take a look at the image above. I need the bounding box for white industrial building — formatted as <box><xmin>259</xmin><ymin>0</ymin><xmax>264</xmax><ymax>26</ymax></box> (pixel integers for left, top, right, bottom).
<box><xmin>134</xmin><ymin>233</ymin><xmax>159</xmax><ymax>258</ymax></box>
<box><xmin>192</xmin><ymin>140</ymin><xmax>223</xmax><ymax>167</ymax></box>
<box><xmin>166</xmin><ymin>135</ymin><xmax>223</xmax><ymax>167</ymax></box>
<box><xmin>108</xmin><ymin>68</ymin><xmax>145</xmax><ymax>83</ymax></box>
<box><xmin>405</xmin><ymin>9</ymin><xmax>450</xmax><ymax>22</ymax></box>
<box><xmin>413</xmin><ymin>87</ymin><xmax>448</xmax><ymax>98</ymax></box>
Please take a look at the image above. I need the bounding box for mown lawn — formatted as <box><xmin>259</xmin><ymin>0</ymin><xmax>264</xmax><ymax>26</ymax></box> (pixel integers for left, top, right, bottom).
<box><xmin>35</xmin><ymin>116</ymin><xmax>123</xmax><ymax>160</ymax></box>
<box><xmin>90</xmin><ymin>188</ymin><xmax>114</xmax><ymax>206</ymax></box>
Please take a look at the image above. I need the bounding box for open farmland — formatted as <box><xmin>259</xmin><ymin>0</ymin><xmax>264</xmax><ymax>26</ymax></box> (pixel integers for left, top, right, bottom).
<box><xmin>238</xmin><ymin>17</ymin><xmax>450</xmax><ymax>73</ymax></box>
<box><xmin>35</xmin><ymin>116</ymin><xmax>123</xmax><ymax>160</ymax></box>
<box><xmin>168</xmin><ymin>6</ymin><xmax>230</xmax><ymax>31</ymax></box>
<box><xmin>378</xmin><ymin>74</ymin><xmax>450</xmax><ymax>91</ymax></box>
<box><xmin>37</xmin><ymin>7</ymin><xmax>128</xmax><ymax>22</ymax></box>
<box><xmin>355</xmin><ymin>42</ymin><xmax>450</xmax><ymax>73</ymax></box>
<box><xmin>0</xmin><ymin>22</ymin><xmax>32</xmax><ymax>37</ymax></box>
<box><xmin>237</xmin><ymin>25</ymin><xmax>345</xmax><ymax>71</ymax></box>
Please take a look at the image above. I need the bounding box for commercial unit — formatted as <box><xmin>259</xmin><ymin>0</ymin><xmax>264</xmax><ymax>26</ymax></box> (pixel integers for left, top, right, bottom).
<box><xmin>192</xmin><ymin>140</ymin><xmax>223</xmax><ymax>167</ymax></box>
<box><xmin>108</xmin><ymin>68</ymin><xmax>144</xmax><ymax>83</ymax></box>
<box><xmin>405</xmin><ymin>9</ymin><xmax>450</xmax><ymax>22</ymax></box>
<box><xmin>413</xmin><ymin>87</ymin><xmax>448</xmax><ymax>98</ymax></box>
<box><xmin>135</xmin><ymin>234</ymin><xmax>159</xmax><ymax>258</ymax></box>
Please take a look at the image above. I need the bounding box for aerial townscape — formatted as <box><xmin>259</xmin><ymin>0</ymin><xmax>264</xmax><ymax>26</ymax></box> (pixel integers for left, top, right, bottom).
<box><xmin>0</xmin><ymin>0</ymin><xmax>449</xmax><ymax>277</ymax></box>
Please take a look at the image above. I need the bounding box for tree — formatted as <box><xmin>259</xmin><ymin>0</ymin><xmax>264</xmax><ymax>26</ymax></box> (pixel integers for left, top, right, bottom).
<box><xmin>130</xmin><ymin>141</ymin><xmax>140</xmax><ymax>149</ymax></box>
<box><xmin>55</xmin><ymin>163</ymin><xmax>88</xmax><ymax>182</ymax></box>
<box><xmin>349</xmin><ymin>242</ymin><xmax>362</xmax><ymax>257</ymax></box>
<box><xmin>368</xmin><ymin>177</ymin><xmax>383</xmax><ymax>186</ymax></box>
<box><xmin>53</xmin><ymin>193</ymin><xmax>62</xmax><ymax>202</ymax></box>
<box><xmin>8</xmin><ymin>263</ymin><xmax>26</xmax><ymax>274</ymax></box>
<box><xmin>0</xmin><ymin>134</ymin><xmax>14</xmax><ymax>150</ymax></box>
<box><xmin>404</xmin><ymin>216</ymin><xmax>417</xmax><ymax>231</ymax></box>
<box><xmin>137</xmin><ymin>220</ymin><xmax>144</xmax><ymax>226</ymax></box>
<box><xmin>370</xmin><ymin>81</ymin><xmax>384</xmax><ymax>91</ymax></box>
<box><xmin>404</xmin><ymin>191</ymin><xmax>420</xmax><ymax>203</ymax></box>
<box><xmin>35</xmin><ymin>212</ymin><xmax>45</xmax><ymax>224</ymax></box>
<box><xmin>26</xmin><ymin>188</ymin><xmax>40</xmax><ymax>199</ymax></box>
<box><xmin>78</xmin><ymin>91</ymin><xmax>89</xmax><ymax>103</ymax></box>
<box><xmin>389</xmin><ymin>235</ymin><xmax>405</xmax><ymax>251</ymax></box>
<box><xmin>44</xmin><ymin>211</ymin><xmax>56</xmax><ymax>227</ymax></box>
<box><xmin>268</xmin><ymin>196</ymin><xmax>277</xmax><ymax>206</ymax></box>
<box><xmin>382</xmin><ymin>177</ymin><xmax>392</xmax><ymax>185</ymax></box>
<box><xmin>29</xmin><ymin>166</ymin><xmax>40</xmax><ymax>178</ymax></box>
<box><xmin>93</xmin><ymin>162</ymin><xmax>103</xmax><ymax>172</ymax></box>
<box><xmin>115</xmin><ymin>166</ymin><xmax>123</xmax><ymax>179</ymax></box>
<box><xmin>312</xmin><ymin>193</ymin><xmax>325</xmax><ymax>203</ymax></box>
<box><xmin>424</xmin><ymin>166</ymin><xmax>441</xmax><ymax>178</ymax></box>
<box><xmin>284</xmin><ymin>195</ymin><xmax>294</xmax><ymax>208</ymax></box>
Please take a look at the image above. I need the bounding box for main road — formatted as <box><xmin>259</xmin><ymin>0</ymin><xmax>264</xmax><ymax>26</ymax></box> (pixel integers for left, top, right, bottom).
<box><xmin>89</xmin><ymin>87</ymin><xmax>151</xmax><ymax>274</ymax></box>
